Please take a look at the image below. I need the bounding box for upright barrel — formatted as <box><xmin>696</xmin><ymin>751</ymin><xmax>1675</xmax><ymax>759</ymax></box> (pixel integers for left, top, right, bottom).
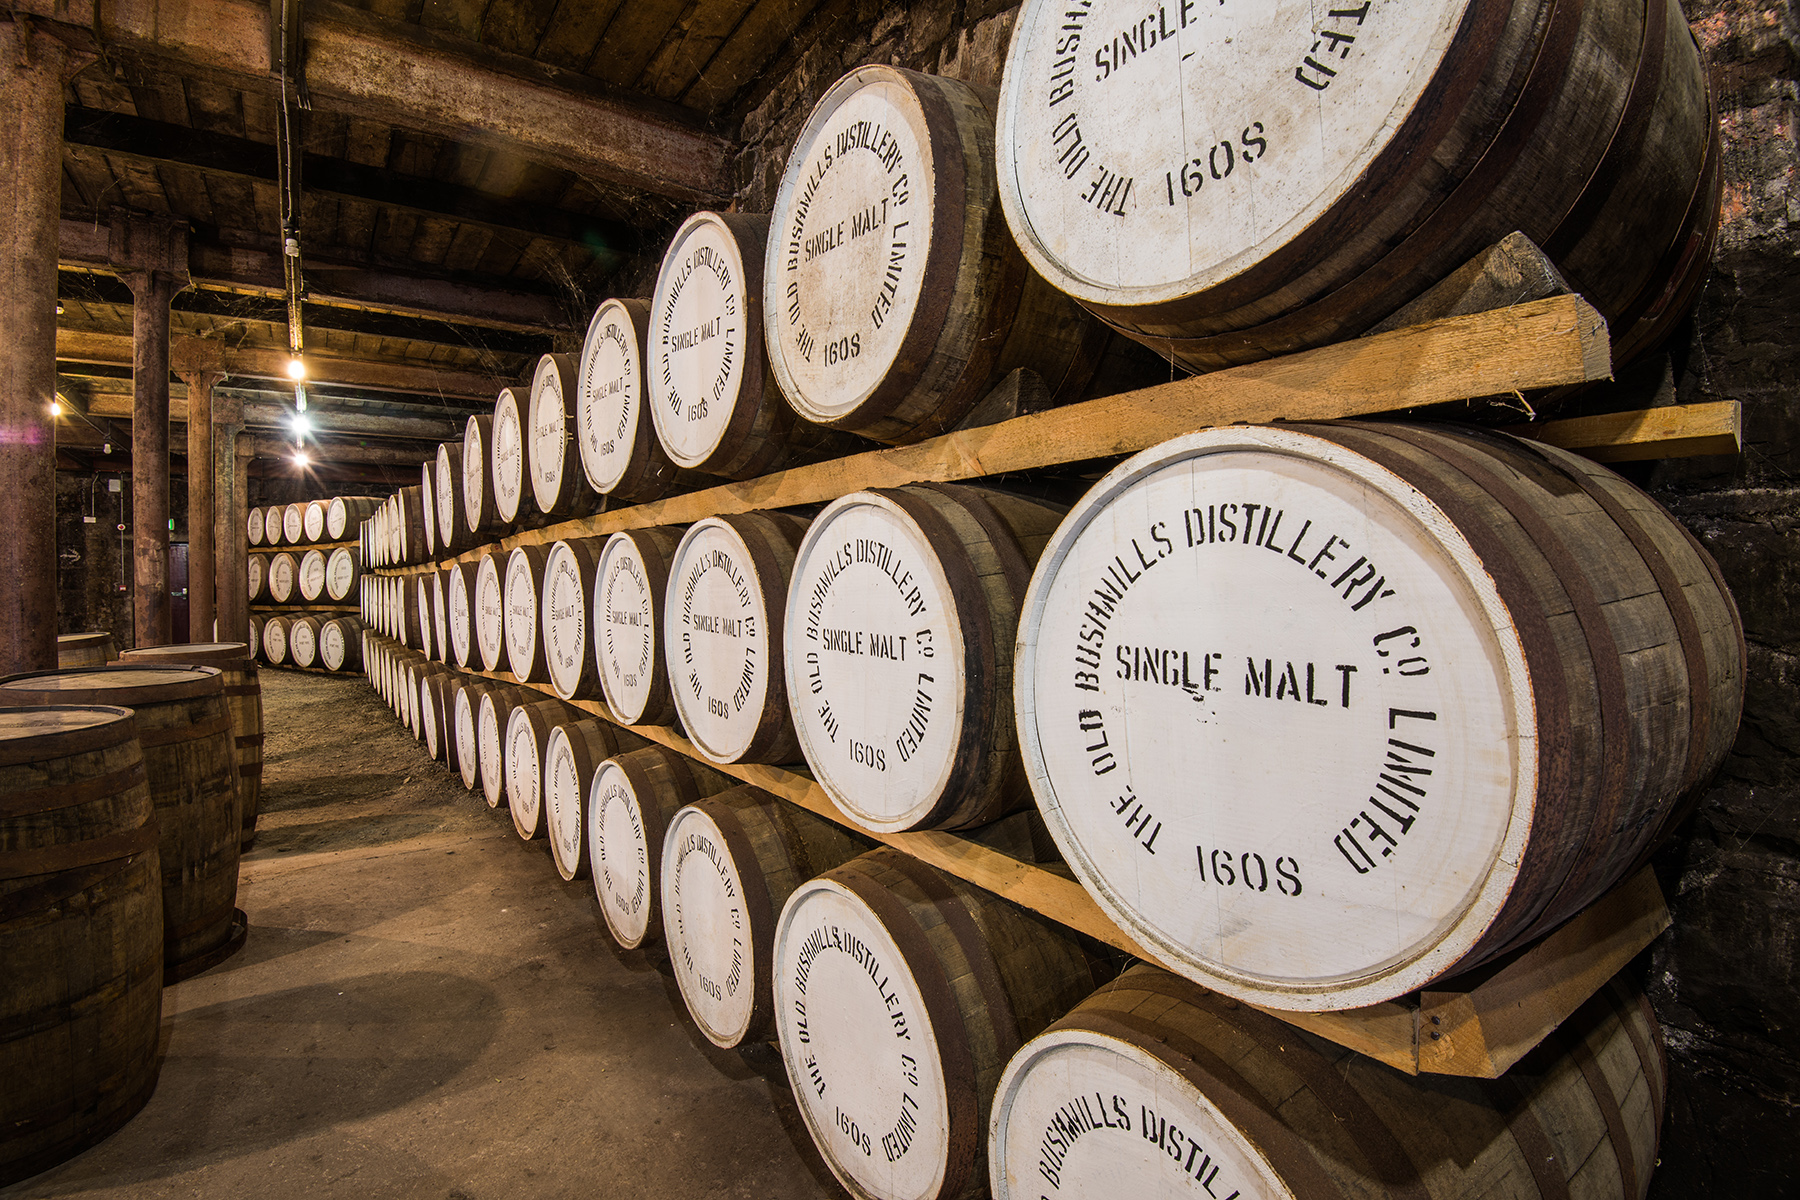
<box><xmin>56</xmin><ymin>632</ymin><xmax>117</xmax><ymax>668</ymax></box>
<box><xmin>0</xmin><ymin>707</ymin><xmax>164</xmax><ymax>1187</ymax></box>
<box><xmin>1016</xmin><ymin>422</ymin><xmax>1744</xmax><ymax>1010</ymax></box>
<box><xmin>990</xmin><ymin>965</ymin><xmax>1666</xmax><ymax>1200</ymax></box>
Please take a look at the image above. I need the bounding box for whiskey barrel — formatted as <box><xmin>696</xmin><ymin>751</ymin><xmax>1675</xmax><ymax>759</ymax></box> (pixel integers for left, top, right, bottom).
<box><xmin>505</xmin><ymin>545</ymin><xmax>553</xmax><ymax>685</ymax></box>
<box><xmin>772</xmin><ymin>847</ymin><xmax>1105</xmax><ymax>1200</ymax></box>
<box><xmin>56</xmin><ymin>632</ymin><xmax>118</xmax><ymax>668</ymax></box>
<box><xmin>247</xmin><ymin>553</ymin><xmax>270</xmax><ymax>603</ymax></box>
<box><xmin>490</xmin><ymin>384</ymin><xmax>534</xmax><ymax>527</ymax></box>
<box><xmin>419</xmin><ymin>669</ymin><xmax>455</xmax><ymax>765</ymax></box>
<box><xmin>431</xmin><ymin>570</ymin><xmax>450</xmax><ymax>665</ymax></box>
<box><xmin>543</xmin><ymin>537</ymin><xmax>606</xmax><ymax>702</ymax></box>
<box><xmin>0</xmin><ymin>706</ymin><xmax>163</xmax><ymax>1187</ymax></box>
<box><xmin>326</xmin><ymin>495</ymin><xmax>382</xmax><ymax>542</ymax></box>
<box><xmin>247</xmin><ymin>506</ymin><xmax>266</xmax><ymax>546</ymax></box>
<box><xmin>543</xmin><ymin>718</ymin><xmax>646</xmax><ymax>882</ymax></box>
<box><xmin>0</xmin><ymin>667</ymin><xmax>244</xmax><ymax>978</ymax></box>
<box><xmin>666</xmin><ymin>513</ymin><xmax>811</xmax><ymax>764</ymax></box>
<box><xmin>579</xmin><ymin>298</ymin><xmax>713</xmax><ymax>502</ymax></box>
<box><xmin>263</xmin><ymin>505</ymin><xmax>284</xmax><ymax>547</ymax></box>
<box><xmin>649</xmin><ymin>211</ymin><xmax>869</xmax><ymax>481</ymax></box>
<box><xmin>595</xmin><ymin>526</ymin><xmax>684</xmax><ymax>726</ymax></box>
<box><xmin>247</xmin><ymin>615</ymin><xmax>262</xmax><ymax>661</ymax></box>
<box><xmin>298</xmin><ymin>548</ymin><xmax>329</xmax><ymax>603</ymax></box>
<box><xmin>588</xmin><ymin>745</ymin><xmax>737</xmax><ymax>949</ymax></box>
<box><xmin>785</xmin><ymin>484</ymin><xmax>1067</xmax><ymax>832</ymax></box>
<box><xmin>661</xmin><ymin>786</ymin><xmax>871</xmax><ymax>1048</ymax></box>
<box><xmin>1016</xmin><ymin>422</ymin><xmax>1745</xmax><ymax>1010</ymax></box>
<box><xmin>434</xmin><ymin>443</ymin><xmax>475</xmax><ymax>554</ymax></box>
<box><xmin>412</xmin><ymin>574</ymin><xmax>435</xmax><ymax>661</ymax></box>
<box><xmin>505</xmin><ymin>698</ymin><xmax>581</xmax><ymax>841</ymax></box>
<box><xmin>120</xmin><ymin>642</ymin><xmax>265</xmax><ymax>849</ymax></box>
<box><xmin>995</xmin><ymin>0</ymin><xmax>1721</xmax><ymax>372</ymax></box>
<box><xmin>419</xmin><ymin>460</ymin><xmax>440</xmax><ymax>560</ymax></box>
<box><xmin>990</xmin><ymin>965</ymin><xmax>1665</xmax><ymax>1200</ymax></box>
<box><xmin>325</xmin><ymin>546</ymin><xmax>362</xmax><ymax>603</ymax></box>
<box><xmin>394</xmin><ymin>486</ymin><xmax>428</xmax><ymax>566</ymax></box>
<box><xmin>445</xmin><ymin>561</ymin><xmax>475</xmax><ymax>669</ymax></box>
<box><xmin>528</xmin><ymin>353</ymin><xmax>599</xmax><ymax>519</ymax></box>
<box><xmin>282</xmin><ymin>502</ymin><xmax>306</xmax><ymax>546</ymax></box>
<box><xmin>474</xmin><ymin>551</ymin><xmax>511</xmax><ymax>674</ymax></box>
<box><xmin>267</xmin><ymin>552</ymin><xmax>299</xmax><ymax>604</ymax></box>
<box><xmin>302</xmin><ymin>499</ymin><xmax>327</xmax><ymax>544</ymax></box>
<box><xmin>321</xmin><ymin>617</ymin><xmax>364</xmax><ymax>672</ymax></box>
<box><xmin>288</xmin><ymin>615</ymin><xmax>322</xmax><ymax>668</ymax></box>
<box><xmin>477</xmin><ymin>684</ymin><xmax>530</xmax><ymax>809</ymax></box>
<box><xmin>261</xmin><ymin>614</ymin><xmax>291</xmax><ymax>665</ymax></box>
<box><xmin>462</xmin><ymin>412</ymin><xmax>504</xmax><ymax>536</ymax></box>
<box><xmin>765</xmin><ymin>65</ymin><xmax>1144</xmax><ymax>445</ymax></box>
<box><xmin>453</xmin><ymin>678</ymin><xmax>494</xmax><ymax>792</ymax></box>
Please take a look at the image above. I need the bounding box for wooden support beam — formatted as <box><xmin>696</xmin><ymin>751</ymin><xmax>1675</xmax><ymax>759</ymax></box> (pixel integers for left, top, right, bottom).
<box><xmin>252</xmin><ymin>436</ymin><xmax>439</xmax><ymax>466</ymax></box>
<box><xmin>19</xmin><ymin>0</ymin><xmax>734</xmax><ymax>200</ymax></box>
<box><xmin>82</xmin><ymin>392</ymin><xmax>464</xmax><ymax>442</ymax></box>
<box><xmin>1508</xmin><ymin>400</ymin><xmax>1744</xmax><ymax>462</ymax></box>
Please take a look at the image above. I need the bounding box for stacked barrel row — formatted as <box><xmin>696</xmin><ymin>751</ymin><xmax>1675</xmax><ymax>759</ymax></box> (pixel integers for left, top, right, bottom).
<box><xmin>248</xmin><ymin>496</ymin><xmax>381</xmax><ymax>549</ymax></box>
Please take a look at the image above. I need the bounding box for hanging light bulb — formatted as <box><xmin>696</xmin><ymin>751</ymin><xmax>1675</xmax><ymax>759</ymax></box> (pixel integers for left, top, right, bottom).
<box><xmin>291</xmin><ymin>412</ymin><xmax>311</xmax><ymax>437</ymax></box>
<box><xmin>286</xmin><ymin>356</ymin><xmax>307</xmax><ymax>381</ymax></box>
<box><xmin>293</xmin><ymin>449</ymin><xmax>310</xmax><ymax>468</ymax></box>
<box><xmin>49</xmin><ymin>398</ymin><xmax>62</xmax><ymax>417</ymax></box>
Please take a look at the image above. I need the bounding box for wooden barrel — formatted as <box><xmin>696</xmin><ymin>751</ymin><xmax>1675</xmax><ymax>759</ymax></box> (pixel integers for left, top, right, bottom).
<box><xmin>543</xmin><ymin>718</ymin><xmax>646</xmax><ymax>882</ymax></box>
<box><xmin>649</xmin><ymin>211</ymin><xmax>868</xmax><ymax>481</ymax></box>
<box><xmin>419</xmin><ymin>668</ymin><xmax>454</xmax><ymax>764</ymax></box>
<box><xmin>661</xmin><ymin>786</ymin><xmax>871</xmax><ymax>1048</ymax></box>
<box><xmin>247</xmin><ymin>553</ymin><xmax>271</xmax><ymax>604</ymax></box>
<box><xmin>764</xmin><ymin>65</ymin><xmax>1147</xmax><ymax>445</ymax></box>
<box><xmin>410</xmin><ymin>574</ymin><xmax>433</xmax><ymax>661</ymax></box>
<box><xmin>395</xmin><ymin>486</ymin><xmax>428</xmax><ymax>566</ymax></box>
<box><xmin>474</xmin><ymin>550</ymin><xmax>511</xmax><ymax>674</ymax></box>
<box><xmin>589</xmin><ymin>745</ymin><xmax>737</xmax><ymax>949</ymax></box>
<box><xmin>119</xmin><ymin>642</ymin><xmax>265</xmax><ymax>850</ymax></box>
<box><xmin>0</xmin><ymin>667</ymin><xmax>244</xmax><ymax>977</ymax></box>
<box><xmin>785</xmin><ymin>483</ymin><xmax>1067</xmax><ymax>833</ymax></box>
<box><xmin>528</xmin><ymin>352</ymin><xmax>599</xmax><ymax>519</ymax></box>
<box><xmin>1016</xmin><ymin>422</ymin><xmax>1744</xmax><ymax>1010</ymax></box>
<box><xmin>0</xmin><ymin>706</ymin><xmax>163</xmax><ymax>1187</ymax></box>
<box><xmin>994</xmin><ymin>0</ymin><xmax>1721</xmax><ymax>373</ymax></box>
<box><xmin>543</xmin><ymin>537</ymin><xmax>605</xmax><ymax>702</ymax></box>
<box><xmin>267</xmin><ymin>552</ymin><xmax>299</xmax><ymax>604</ymax></box>
<box><xmin>262</xmin><ymin>614</ymin><xmax>291</xmax><ymax>665</ymax></box>
<box><xmin>56</xmin><ymin>632</ymin><xmax>117</xmax><ymax>668</ymax></box>
<box><xmin>247</xmin><ymin>614</ymin><xmax>262</xmax><ymax>661</ymax></box>
<box><xmin>263</xmin><ymin>505</ymin><xmax>285</xmax><ymax>547</ymax></box>
<box><xmin>419</xmin><ymin>458</ymin><xmax>440</xmax><ymax>560</ymax></box>
<box><xmin>504</xmin><ymin>698</ymin><xmax>580</xmax><ymax>841</ymax></box>
<box><xmin>288</xmin><ymin>615</ymin><xmax>323</xmax><ymax>668</ymax></box>
<box><xmin>666</xmin><ymin>512</ymin><xmax>811</xmax><ymax>764</ymax></box>
<box><xmin>325</xmin><ymin>546</ymin><xmax>362</xmax><ymax>603</ymax></box>
<box><xmin>453</xmin><ymin>678</ymin><xmax>493</xmax><ymax>792</ymax></box>
<box><xmin>321</xmin><ymin>617</ymin><xmax>364</xmax><ymax>672</ymax></box>
<box><xmin>462</xmin><ymin>411</ymin><xmax>504</xmax><ymax>536</ymax></box>
<box><xmin>445</xmin><ymin>561</ymin><xmax>475</xmax><ymax>669</ymax></box>
<box><xmin>298</xmin><ymin>548</ymin><xmax>329</xmax><ymax>603</ymax></box>
<box><xmin>772</xmin><ymin>846</ymin><xmax>1105</xmax><ymax>1200</ymax></box>
<box><xmin>399</xmin><ymin>571</ymin><xmax>427</xmax><ymax>652</ymax></box>
<box><xmin>578</xmin><ymin>298</ymin><xmax>713</xmax><ymax>502</ymax></box>
<box><xmin>302</xmin><ymin>499</ymin><xmax>327</xmax><ymax>544</ymax></box>
<box><xmin>326</xmin><ymin>495</ymin><xmax>381</xmax><ymax>542</ymax></box>
<box><xmin>991</xmin><ymin>965</ymin><xmax>1666</xmax><ymax>1200</ymax></box>
<box><xmin>281</xmin><ymin>502</ymin><xmax>306</xmax><ymax>546</ymax></box>
<box><xmin>596</xmin><ymin>526</ymin><xmax>683</xmax><ymax>726</ymax></box>
<box><xmin>247</xmin><ymin>506</ymin><xmax>266</xmax><ymax>546</ymax></box>
<box><xmin>490</xmin><ymin>383</ymin><xmax>534</xmax><ymax>527</ymax></box>
<box><xmin>431</xmin><ymin>570</ymin><xmax>450</xmax><ymax>665</ymax></box>
<box><xmin>477</xmin><ymin>684</ymin><xmax>530</xmax><ymax>810</ymax></box>
<box><xmin>434</xmin><ymin>443</ymin><xmax>475</xmax><ymax>554</ymax></box>
<box><xmin>504</xmin><ymin>545</ymin><xmax>553</xmax><ymax>685</ymax></box>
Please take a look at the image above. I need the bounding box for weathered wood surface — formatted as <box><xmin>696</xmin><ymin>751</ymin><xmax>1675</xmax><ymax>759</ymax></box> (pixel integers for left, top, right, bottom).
<box><xmin>1511</xmin><ymin>399</ymin><xmax>1743</xmax><ymax>462</ymax></box>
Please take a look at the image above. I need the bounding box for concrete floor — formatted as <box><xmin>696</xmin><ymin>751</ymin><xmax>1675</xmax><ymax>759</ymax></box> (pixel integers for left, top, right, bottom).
<box><xmin>4</xmin><ymin>669</ymin><xmax>846</xmax><ymax>1200</ymax></box>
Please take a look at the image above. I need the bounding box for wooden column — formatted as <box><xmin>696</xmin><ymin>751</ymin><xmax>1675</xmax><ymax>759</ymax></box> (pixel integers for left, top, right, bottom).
<box><xmin>174</xmin><ymin>337</ymin><xmax>225</xmax><ymax>642</ymax></box>
<box><xmin>111</xmin><ymin>211</ymin><xmax>189</xmax><ymax>648</ymax></box>
<box><xmin>215</xmin><ymin>420</ymin><xmax>252</xmax><ymax>645</ymax></box>
<box><xmin>0</xmin><ymin>19</ymin><xmax>88</xmax><ymax>673</ymax></box>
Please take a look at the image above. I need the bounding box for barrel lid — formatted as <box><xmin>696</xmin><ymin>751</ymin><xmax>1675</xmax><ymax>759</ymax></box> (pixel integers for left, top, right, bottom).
<box><xmin>595</xmin><ymin>528</ymin><xmax>675</xmax><ymax>725</ymax></box>
<box><xmin>0</xmin><ymin>704</ymin><xmax>139</xmax><ymax>767</ymax></box>
<box><xmin>647</xmin><ymin>212</ymin><xmax>759</xmax><ymax>471</ymax></box>
<box><xmin>543</xmin><ymin>539</ymin><xmax>600</xmax><ymax>700</ymax></box>
<box><xmin>664</xmin><ymin>517</ymin><xmax>778</xmax><ymax>764</ymax></box>
<box><xmin>589</xmin><ymin>755</ymin><xmax>652</xmax><ymax>945</ymax></box>
<box><xmin>0</xmin><ymin>664</ymin><xmax>224</xmax><ymax>707</ymax></box>
<box><xmin>120</xmin><ymin>641</ymin><xmax>251</xmax><ymax>667</ymax></box>
<box><xmin>661</xmin><ymin>801</ymin><xmax>763</xmax><ymax>1048</ymax></box>
<box><xmin>491</xmin><ymin>384</ymin><xmax>531</xmax><ymax>524</ymax></box>
<box><xmin>577</xmin><ymin>298</ymin><xmax>649</xmax><ymax>494</ymax></box>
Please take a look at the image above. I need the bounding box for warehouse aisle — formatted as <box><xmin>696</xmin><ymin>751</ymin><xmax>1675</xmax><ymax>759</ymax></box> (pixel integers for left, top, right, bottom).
<box><xmin>3</xmin><ymin>670</ymin><xmax>844</xmax><ymax>1200</ymax></box>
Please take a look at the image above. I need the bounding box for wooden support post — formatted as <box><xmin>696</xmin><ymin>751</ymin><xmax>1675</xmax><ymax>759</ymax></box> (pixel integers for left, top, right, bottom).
<box><xmin>216</xmin><ymin>424</ymin><xmax>252</xmax><ymax>645</ymax></box>
<box><xmin>175</xmin><ymin>337</ymin><xmax>226</xmax><ymax>642</ymax></box>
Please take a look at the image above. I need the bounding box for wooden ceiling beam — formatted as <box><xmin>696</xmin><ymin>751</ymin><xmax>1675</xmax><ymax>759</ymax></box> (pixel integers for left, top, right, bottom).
<box><xmin>79</xmin><ymin>391</ymin><xmax>465</xmax><ymax>442</ymax></box>
<box><xmin>22</xmin><ymin>0</ymin><xmax>734</xmax><ymax>200</ymax></box>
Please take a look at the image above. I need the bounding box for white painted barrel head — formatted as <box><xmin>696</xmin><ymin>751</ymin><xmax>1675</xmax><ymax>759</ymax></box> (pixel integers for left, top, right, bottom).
<box><xmin>988</xmin><ymin>1027</ymin><xmax>1296</xmax><ymax>1200</ymax></box>
<box><xmin>660</xmin><ymin>803</ymin><xmax>758</xmax><ymax>1047</ymax></box>
<box><xmin>454</xmin><ymin>683</ymin><xmax>483</xmax><ymax>791</ymax></box>
<box><xmin>664</xmin><ymin>518</ymin><xmax>778</xmax><ymax>764</ymax></box>
<box><xmin>784</xmin><ymin>492</ymin><xmax>966</xmax><ymax>831</ymax></box>
<box><xmin>289</xmin><ymin>618</ymin><xmax>318</xmax><ymax>667</ymax></box>
<box><xmin>505</xmin><ymin>704</ymin><xmax>548</xmax><ymax>840</ymax></box>
<box><xmin>543</xmin><ymin>724</ymin><xmax>591</xmax><ymax>880</ymax></box>
<box><xmin>577</xmin><ymin>298</ymin><xmax>649</xmax><ymax>494</ymax></box>
<box><xmin>247</xmin><ymin>555</ymin><xmax>266</xmax><ymax>601</ymax></box>
<box><xmin>416</xmin><ymin>574</ymin><xmax>436</xmax><ymax>661</ymax></box>
<box><xmin>325</xmin><ymin>547</ymin><xmax>360</xmax><ymax>601</ymax></box>
<box><xmin>594</xmin><ymin>529</ymin><xmax>674</xmax><ymax>725</ymax></box>
<box><xmin>262</xmin><ymin>616</ymin><xmax>290</xmax><ymax>665</ymax></box>
<box><xmin>419</xmin><ymin>460</ymin><xmax>440</xmax><ymax>558</ymax></box>
<box><xmin>248</xmin><ymin>507</ymin><xmax>265</xmax><ymax>545</ymax></box>
<box><xmin>995</xmin><ymin>0</ymin><xmax>1469</xmax><ymax>308</ymax></box>
<box><xmin>648</xmin><ymin>212</ymin><xmax>756</xmax><ymax>471</ymax></box>
<box><xmin>543</xmin><ymin>539</ymin><xmax>601</xmax><ymax>701</ymax></box>
<box><xmin>1015</xmin><ymin>425</ymin><xmax>1532</xmax><ymax>1010</ymax></box>
<box><xmin>504</xmin><ymin>546</ymin><xmax>549</xmax><ymax>682</ymax></box>
<box><xmin>528</xmin><ymin>353</ymin><xmax>583</xmax><ymax>516</ymax></box>
<box><xmin>419</xmin><ymin>673</ymin><xmax>443</xmax><ymax>760</ymax></box>
<box><xmin>303</xmin><ymin>499</ymin><xmax>327</xmax><ymax>543</ymax></box>
<box><xmin>589</xmin><ymin>756</ymin><xmax>654</xmax><ymax>948</ymax></box>
<box><xmin>434</xmin><ymin>443</ymin><xmax>460</xmax><ymax>548</ymax></box>
<box><xmin>463</xmin><ymin>412</ymin><xmax>496</xmax><ymax>534</ymax></box>
<box><xmin>325</xmin><ymin>496</ymin><xmax>352</xmax><ymax>540</ymax></box>
<box><xmin>247</xmin><ymin>615</ymin><xmax>262</xmax><ymax>660</ymax></box>
<box><xmin>268</xmin><ymin>553</ymin><xmax>298</xmax><ymax>603</ymax></box>
<box><xmin>477</xmin><ymin>689</ymin><xmax>510</xmax><ymax>809</ymax></box>
<box><xmin>320</xmin><ymin>620</ymin><xmax>349</xmax><ymax>671</ymax></box>
<box><xmin>475</xmin><ymin>552</ymin><xmax>510</xmax><ymax>674</ymax></box>
<box><xmin>446</xmin><ymin>562</ymin><xmax>474</xmax><ymax>668</ymax></box>
<box><xmin>282</xmin><ymin>502</ymin><xmax>305</xmax><ymax>545</ymax></box>
<box><xmin>491</xmin><ymin>383</ymin><xmax>531</xmax><ymax>525</ymax></box>
<box><xmin>774</xmin><ymin>876</ymin><xmax>951</xmax><ymax>1200</ymax></box>
<box><xmin>431</xmin><ymin>571</ymin><xmax>449</xmax><ymax>664</ymax></box>
<box><xmin>764</xmin><ymin>65</ymin><xmax>939</xmax><ymax>425</ymax></box>
<box><xmin>298</xmin><ymin>548</ymin><xmax>328</xmax><ymax>602</ymax></box>
<box><xmin>264</xmin><ymin>505</ymin><xmax>285</xmax><ymax>546</ymax></box>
